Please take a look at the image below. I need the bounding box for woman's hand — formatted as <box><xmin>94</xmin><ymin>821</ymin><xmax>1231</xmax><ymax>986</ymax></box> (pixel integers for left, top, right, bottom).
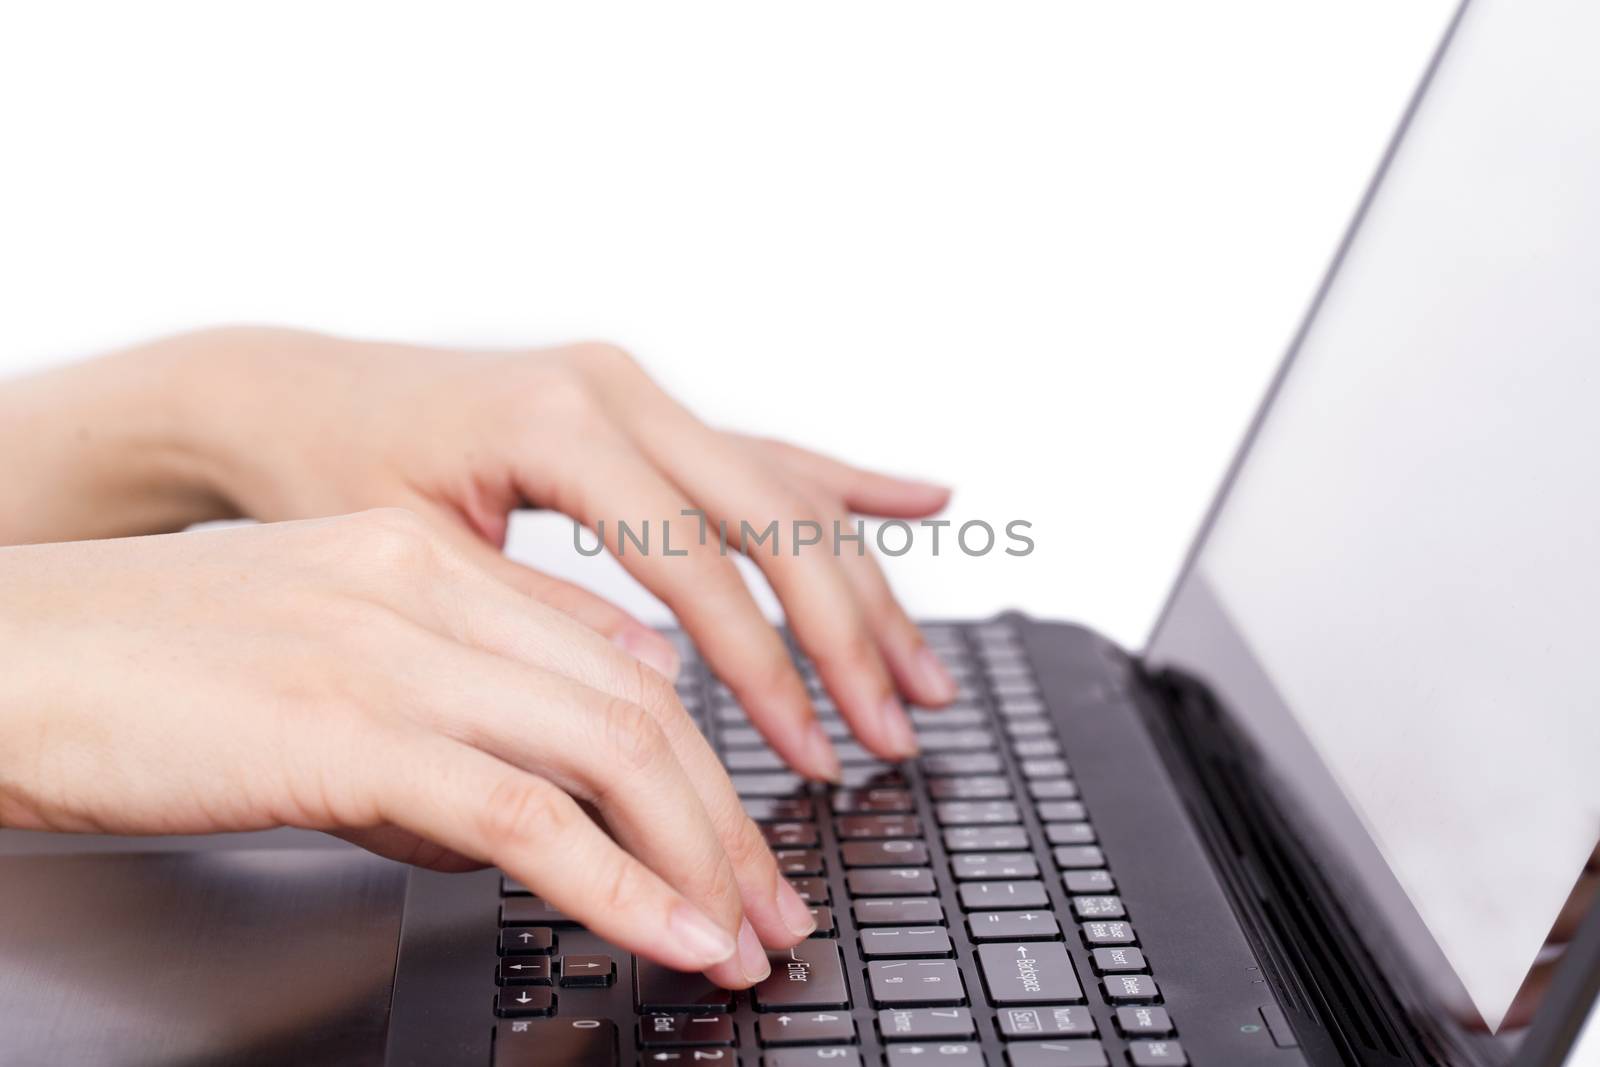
<box><xmin>155</xmin><ymin>327</ymin><xmax>957</xmax><ymax>778</ymax></box>
<box><xmin>0</xmin><ymin>511</ymin><xmax>815</xmax><ymax>986</ymax></box>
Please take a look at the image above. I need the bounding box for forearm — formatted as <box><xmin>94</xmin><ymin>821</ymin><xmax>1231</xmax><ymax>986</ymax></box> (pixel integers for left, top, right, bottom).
<box><xmin>0</xmin><ymin>335</ymin><xmax>238</xmax><ymax>545</ymax></box>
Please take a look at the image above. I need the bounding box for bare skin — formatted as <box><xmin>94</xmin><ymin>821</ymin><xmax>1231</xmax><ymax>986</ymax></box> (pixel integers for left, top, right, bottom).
<box><xmin>0</xmin><ymin>327</ymin><xmax>956</xmax><ymax>987</ymax></box>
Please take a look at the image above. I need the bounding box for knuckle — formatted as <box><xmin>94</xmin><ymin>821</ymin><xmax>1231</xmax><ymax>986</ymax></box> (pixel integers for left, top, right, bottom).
<box><xmin>531</xmin><ymin>371</ymin><xmax>602</xmax><ymax>429</ymax></box>
<box><xmin>598</xmin><ymin>854</ymin><xmax>647</xmax><ymax>914</ymax></box>
<box><xmin>479</xmin><ymin>775</ymin><xmax>568</xmax><ymax>851</ymax></box>
<box><xmin>345</xmin><ymin>507</ymin><xmax>437</xmax><ymax>570</ymax></box>
<box><xmin>628</xmin><ymin>660</ymin><xmax>696</xmax><ymax>743</ymax></box>
<box><xmin>573</xmin><ymin>340</ymin><xmax>638</xmax><ymax>375</ymax></box>
<box><xmin>702</xmin><ymin>855</ymin><xmax>743</xmax><ymax>911</ymax></box>
<box><xmin>598</xmin><ymin>697</ymin><xmax>669</xmax><ymax>774</ymax></box>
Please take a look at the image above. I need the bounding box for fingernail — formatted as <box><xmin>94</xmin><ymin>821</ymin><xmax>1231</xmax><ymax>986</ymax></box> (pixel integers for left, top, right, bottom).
<box><xmin>776</xmin><ymin>871</ymin><xmax>818</xmax><ymax>939</ymax></box>
<box><xmin>670</xmin><ymin>903</ymin><xmax>738</xmax><ymax>966</ymax></box>
<box><xmin>804</xmin><ymin>720</ymin><xmax>842</xmax><ymax>783</ymax></box>
<box><xmin>737</xmin><ymin>917</ymin><xmax>771</xmax><ymax>983</ymax></box>
<box><xmin>881</xmin><ymin>695</ymin><xmax>918</xmax><ymax>758</ymax></box>
<box><xmin>916</xmin><ymin>646</ymin><xmax>958</xmax><ymax>703</ymax></box>
<box><xmin>614</xmin><ymin>626</ymin><xmax>681</xmax><ymax>684</ymax></box>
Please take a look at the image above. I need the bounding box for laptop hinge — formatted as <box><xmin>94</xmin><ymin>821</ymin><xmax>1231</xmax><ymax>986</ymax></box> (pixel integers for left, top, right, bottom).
<box><xmin>1128</xmin><ymin>667</ymin><xmax>1483</xmax><ymax>1067</ymax></box>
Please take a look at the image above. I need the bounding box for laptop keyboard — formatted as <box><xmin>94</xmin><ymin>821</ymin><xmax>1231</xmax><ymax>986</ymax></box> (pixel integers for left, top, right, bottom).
<box><xmin>491</xmin><ymin>622</ymin><xmax>1188</xmax><ymax>1067</ymax></box>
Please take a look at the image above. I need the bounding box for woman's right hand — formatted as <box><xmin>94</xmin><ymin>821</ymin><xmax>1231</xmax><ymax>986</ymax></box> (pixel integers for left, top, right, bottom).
<box><xmin>0</xmin><ymin>508</ymin><xmax>814</xmax><ymax>986</ymax></box>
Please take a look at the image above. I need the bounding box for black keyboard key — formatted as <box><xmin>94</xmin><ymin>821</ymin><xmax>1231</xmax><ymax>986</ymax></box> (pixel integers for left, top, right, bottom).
<box><xmin>847</xmin><ymin>868</ymin><xmax>936</xmax><ymax>897</ymax></box>
<box><xmin>1035</xmin><ymin>802</ymin><xmax>1087</xmax><ymax>823</ymax></box>
<box><xmin>952</xmin><ymin>853</ymin><xmax>1039</xmax><ymax>880</ymax></box>
<box><xmin>733</xmin><ymin>773</ymin><xmax>807</xmax><ymax>796</ymax></box>
<box><xmin>559</xmin><ymin>954</ymin><xmax>614</xmax><ymax>987</ymax></box>
<box><xmin>1004</xmin><ymin>720</ymin><xmax>1052</xmax><ymax>739</ymax></box>
<box><xmin>727</xmin><ymin>748</ymin><xmax>788</xmax><ymax>772</ymax></box>
<box><xmin>646</xmin><ymin>1049</ymin><xmax>734</xmax><ymax>1065</ymax></box>
<box><xmin>967</xmin><ymin>911</ymin><xmax>1060</xmax><ymax>941</ymax></box>
<box><xmin>639</xmin><ymin>1015</ymin><xmax>737</xmax><ymax>1047</ymax></box>
<box><xmin>1128</xmin><ymin>1040</ymin><xmax>1187</xmax><ymax>1066</ymax></box>
<box><xmin>635</xmin><ymin>959</ymin><xmax>734</xmax><ymax>1012</ymax></box>
<box><xmin>839</xmin><ymin>765</ymin><xmax>906</xmax><ymax>788</ymax></box>
<box><xmin>1052</xmin><ymin>846</ymin><xmax>1105</xmax><ymax>870</ymax></box>
<box><xmin>757</xmin><ymin>1010</ymin><xmax>856</xmax><ymax>1045</ymax></box>
<box><xmin>1012</xmin><ymin>738</ymin><xmax>1062</xmax><ymax>758</ymax></box>
<box><xmin>878</xmin><ymin>1006</ymin><xmax>976</xmax><ymax>1039</ymax></box>
<box><xmin>1102</xmin><ymin>975</ymin><xmax>1161</xmax><ymax>1002</ymax></box>
<box><xmin>776</xmin><ymin>849</ymin><xmax>825</xmax><ymax>876</ymax></box>
<box><xmin>494</xmin><ymin>1017</ymin><xmax>614</xmax><ymax>1067</ymax></box>
<box><xmin>1071</xmin><ymin>896</ymin><xmax>1125</xmax><ymax>920</ymax></box>
<box><xmin>764</xmin><ymin>1049</ymin><xmax>863</xmax><ymax>1067</ymax></box>
<box><xmin>1044</xmin><ymin>823</ymin><xmax>1095</xmax><ymax>846</ymax></box>
<box><xmin>936</xmin><ymin>801</ymin><xmax>1020</xmax><ymax>826</ymax></box>
<box><xmin>944</xmin><ymin>826</ymin><xmax>1028</xmax><ymax>852</ymax></box>
<box><xmin>754</xmin><ymin>941</ymin><xmax>850</xmax><ymax>1010</ymax></box>
<box><xmin>1028</xmin><ymin>779</ymin><xmax>1078</xmax><ymax>800</ymax></box>
<box><xmin>1114</xmin><ymin>1006</ymin><xmax>1175</xmax><ymax>1036</ymax></box>
<box><xmin>1020</xmin><ymin>759</ymin><xmax>1069</xmax><ymax>779</ymax></box>
<box><xmin>911</xmin><ymin>708</ymin><xmax>987</xmax><ymax>728</ymax></box>
<box><xmin>809</xmin><ymin>906</ymin><xmax>836</xmax><ymax>937</ymax></box>
<box><xmin>1080</xmin><ymin>922</ymin><xmax>1136</xmax><ymax>946</ymax></box>
<box><xmin>842</xmin><ymin>840</ymin><xmax>929</xmax><ymax>867</ymax></box>
<box><xmin>977</xmin><ymin>943</ymin><xmax>1082</xmax><ymax>1004</ymax></box>
<box><xmin>762</xmin><ymin>823</ymin><xmax>820</xmax><ymax>848</ymax></box>
<box><xmin>995</xmin><ymin>1005</ymin><xmax>1096</xmax><ymax>1038</ymax></box>
<box><xmin>887</xmin><ymin>1044</ymin><xmax>986</xmax><ymax>1067</ymax></box>
<box><xmin>498</xmin><ymin>956</ymin><xmax>552</xmax><ymax>985</ymax></box>
<box><xmin>832</xmin><ymin>788</ymin><xmax>915</xmax><ymax>814</ymax></box>
<box><xmin>868</xmin><ymin>959</ymin><xmax>966</xmax><ymax>1005</ymax></box>
<box><xmin>1062</xmin><ymin>871</ymin><xmax>1115</xmax><ymax>894</ymax></box>
<box><xmin>1090</xmin><ymin>947</ymin><xmax>1146</xmax><ymax>973</ymax></box>
<box><xmin>922</xmin><ymin>752</ymin><xmax>1004</xmax><ymax>776</ymax></box>
<box><xmin>495</xmin><ymin>987</ymin><xmax>556</xmax><ymax>1017</ymax></box>
<box><xmin>859</xmin><ymin>927</ymin><xmax>953</xmax><ymax>958</ymax></box>
<box><xmin>854</xmin><ymin>898</ymin><xmax>945</xmax><ymax>926</ymax></box>
<box><xmin>959</xmin><ymin>881</ymin><xmax>1049</xmax><ymax>911</ymax></box>
<box><xmin>787</xmin><ymin>877</ymin><xmax>830</xmax><ymax>904</ymax></box>
<box><xmin>500</xmin><ymin>898</ymin><xmax>580</xmax><ymax>927</ymax></box>
<box><xmin>501</xmin><ymin>875</ymin><xmax>532</xmax><ymax>895</ymax></box>
<box><xmin>928</xmin><ymin>776</ymin><xmax>1012</xmax><ymax>800</ymax></box>
<box><xmin>918</xmin><ymin>729</ymin><xmax>996</xmax><ymax>751</ymax></box>
<box><xmin>499</xmin><ymin>927</ymin><xmax>555</xmax><ymax>955</ymax></box>
<box><xmin>836</xmin><ymin>814</ymin><xmax>922</xmax><ymax>839</ymax></box>
<box><xmin>745</xmin><ymin>797</ymin><xmax>816</xmax><ymax>821</ymax></box>
<box><xmin>1004</xmin><ymin>1041</ymin><xmax>1106</xmax><ymax>1067</ymax></box>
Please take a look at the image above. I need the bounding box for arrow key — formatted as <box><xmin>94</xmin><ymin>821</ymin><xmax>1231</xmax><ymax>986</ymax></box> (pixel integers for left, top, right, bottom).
<box><xmin>494</xmin><ymin>987</ymin><xmax>555</xmax><ymax>1017</ymax></box>
<box><xmin>646</xmin><ymin>1049</ymin><xmax>735</xmax><ymax>1064</ymax></box>
<box><xmin>498</xmin><ymin>955</ymin><xmax>553</xmax><ymax>985</ymax></box>
<box><xmin>757</xmin><ymin>1011</ymin><xmax>857</xmax><ymax>1046</ymax></box>
<box><xmin>499</xmin><ymin>926</ymin><xmax>555</xmax><ymax>956</ymax></box>
<box><xmin>886</xmin><ymin>1045</ymin><xmax>986</xmax><ymax>1067</ymax></box>
<box><xmin>559</xmin><ymin>954</ymin><xmax>615</xmax><ymax>987</ymax></box>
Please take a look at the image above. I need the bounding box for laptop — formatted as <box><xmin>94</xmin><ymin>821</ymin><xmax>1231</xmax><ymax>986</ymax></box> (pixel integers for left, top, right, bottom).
<box><xmin>2</xmin><ymin>0</ymin><xmax>1597</xmax><ymax>1064</ymax></box>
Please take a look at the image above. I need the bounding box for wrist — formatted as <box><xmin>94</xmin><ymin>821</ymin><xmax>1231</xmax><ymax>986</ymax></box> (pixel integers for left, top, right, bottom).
<box><xmin>0</xmin><ymin>334</ymin><xmax>240</xmax><ymax>544</ymax></box>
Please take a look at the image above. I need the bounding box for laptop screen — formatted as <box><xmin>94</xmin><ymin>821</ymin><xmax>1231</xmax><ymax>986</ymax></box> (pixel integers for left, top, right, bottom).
<box><xmin>1147</xmin><ymin>0</ymin><xmax>1600</xmax><ymax>1059</ymax></box>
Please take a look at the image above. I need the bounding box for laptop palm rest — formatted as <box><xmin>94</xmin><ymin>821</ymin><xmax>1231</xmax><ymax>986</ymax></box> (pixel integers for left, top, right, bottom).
<box><xmin>0</xmin><ymin>847</ymin><xmax>405</xmax><ymax>1067</ymax></box>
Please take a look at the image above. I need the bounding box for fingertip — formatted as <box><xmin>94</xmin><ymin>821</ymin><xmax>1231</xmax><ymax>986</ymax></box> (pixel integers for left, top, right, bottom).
<box><xmin>669</xmin><ymin>901</ymin><xmax>739</xmax><ymax>969</ymax></box>
<box><xmin>803</xmin><ymin>719</ymin><xmax>843</xmax><ymax>783</ymax></box>
<box><xmin>614</xmin><ymin>625</ymin><xmax>682</xmax><ymax>683</ymax></box>
<box><xmin>879</xmin><ymin>695</ymin><xmax>919</xmax><ymax>759</ymax></box>
<box><xmin>910</xmin><ymin>645</ymin><xmax>958</xmax><ymax>705</ymax></box>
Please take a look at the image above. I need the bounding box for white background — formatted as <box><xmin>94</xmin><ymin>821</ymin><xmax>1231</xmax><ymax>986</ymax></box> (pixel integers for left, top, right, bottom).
<box><xmin>0</xmin><ymin>1</ymin><xmax>1454</xmax><ymax>648</ymax></box>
